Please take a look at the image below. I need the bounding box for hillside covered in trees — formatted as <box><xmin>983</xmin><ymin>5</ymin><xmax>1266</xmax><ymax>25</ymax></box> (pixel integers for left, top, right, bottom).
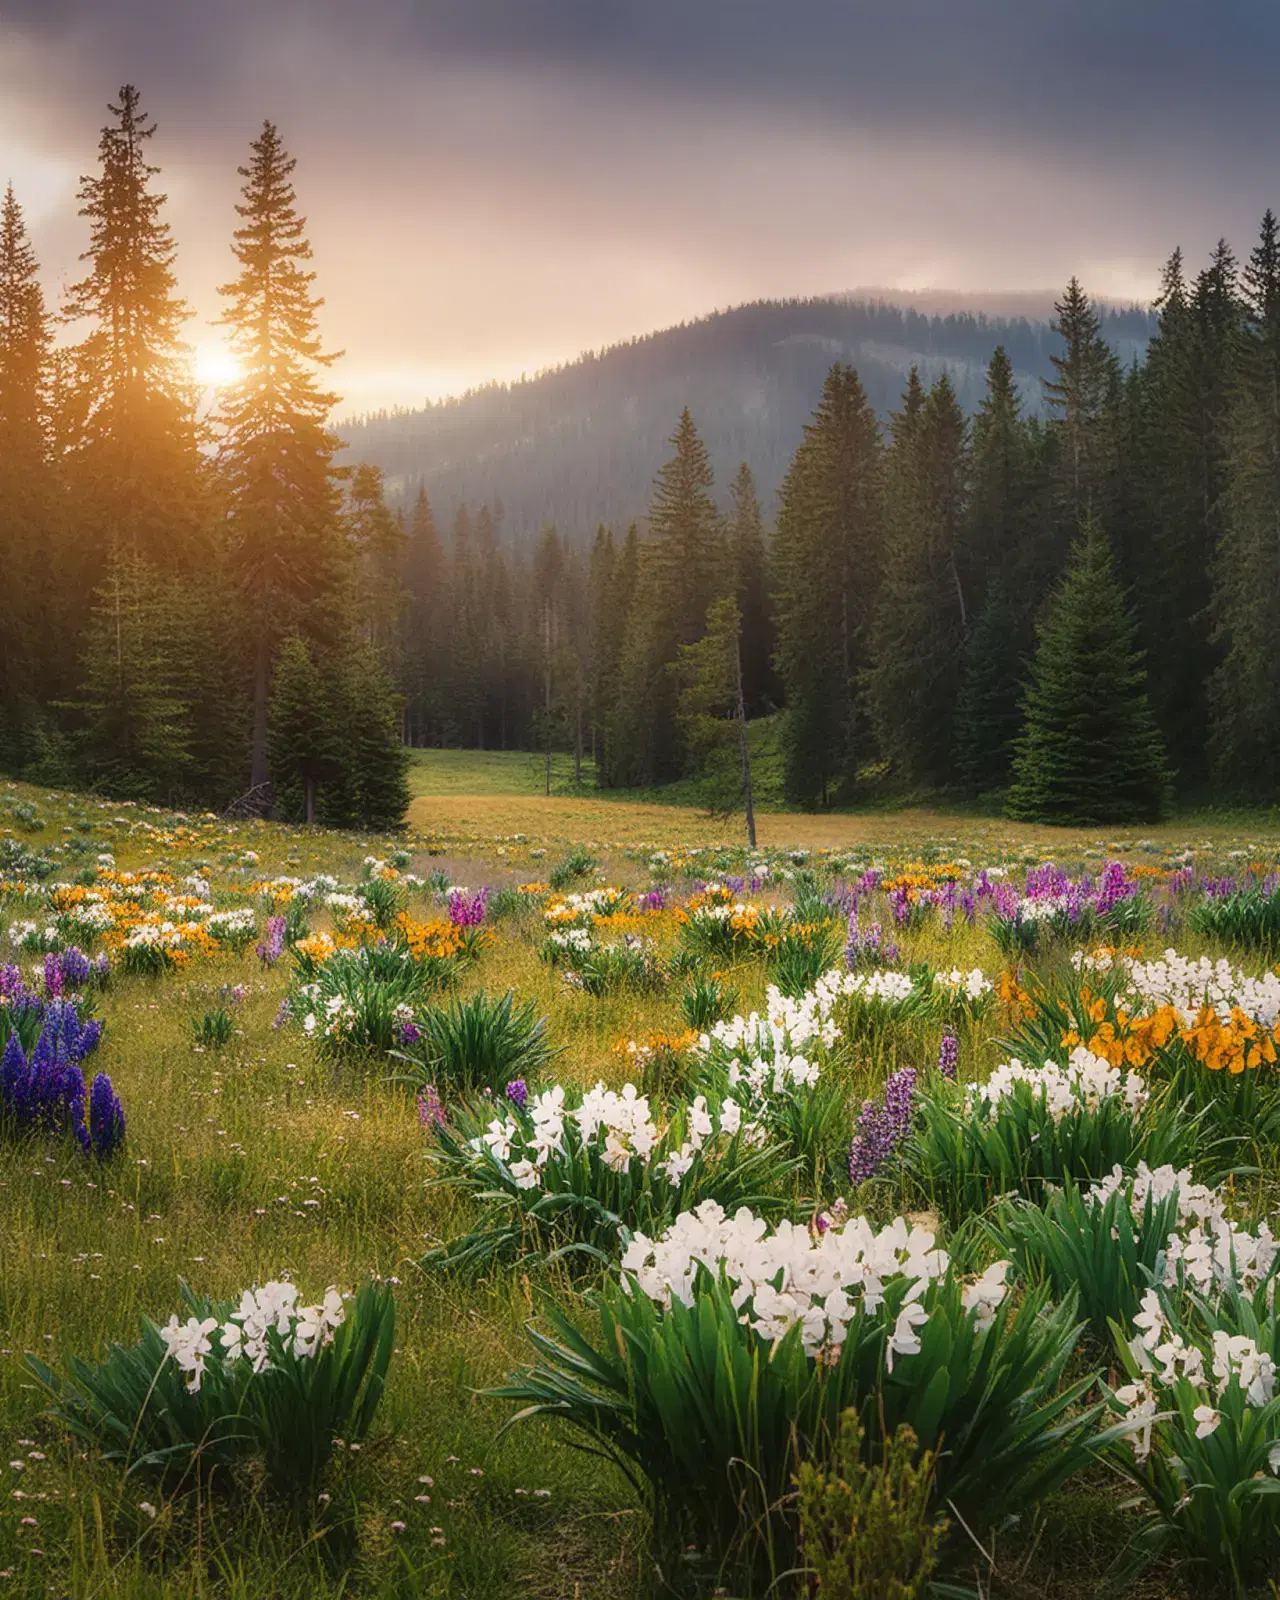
<box><xmin>339</xmin><ymin>298</ymin><xmax>1156</xmax><ymax>542</ymax></box>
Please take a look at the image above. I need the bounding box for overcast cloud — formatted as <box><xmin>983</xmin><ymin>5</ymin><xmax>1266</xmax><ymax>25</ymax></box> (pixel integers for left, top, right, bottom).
<box><xmin>0</xmin><ymin>0</ymin><xmax>1272</xmax><ymax>407</ymax></box>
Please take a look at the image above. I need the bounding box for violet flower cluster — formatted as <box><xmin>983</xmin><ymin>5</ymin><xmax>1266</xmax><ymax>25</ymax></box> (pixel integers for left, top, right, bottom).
<box><xmin>0</xmin><ymin>1001</ymin><xmax>123</xmax><ymax>1158</ymax></box>
<box><xmin>448</xmin><ymin>888</ymin><xmax>491</xmax><ymax>928</ymax></box>
<box><xmin>848</xmin><ymin>1066</ymin><xmax>917</xmax><ymax>1184</ymax></box>
<box><xmin>256</xmin><ymin>915</ymin><xmax>286</xmax><ymax>967</ymax></box>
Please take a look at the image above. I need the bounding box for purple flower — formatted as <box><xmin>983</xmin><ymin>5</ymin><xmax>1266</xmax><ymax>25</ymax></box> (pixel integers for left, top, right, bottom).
<box><xmin>42</xmin><ymin>953</ymin><xmax>64</xmax><ymax>999</ymax></box>
<box><xmin>506</xmin><ymin>1078</ymin><xmax>528</xmax><ymax>1110</ymax></box>
<box><xmin>638</xmin><ymin>888</ymin><xmax>669</xmax><ymax>912</ymax></box>
<box><xmin>271</xmin><ymin>998</ymin><xmax>289</xmax><ymax>1030</ymax></box>
<box><xmin>88</xmin><ymin>1072</ymin><xmax>126</xmax><ymax>1158</ymax></box>
<box><xmin>937</xmin><ymin>1028</ymin><xmax>958</xmax><ymax>1081</ymax></box>
<box><xmin>257</xmin><ymin>915</ymin><xmax>286</xmax><ymax>967</ymax></box>
<box><xmin>448</xmin><ymin>889</ymin><xmax>491</xmax><ymax>929</ymax></box>
<box><xmin>848</xmin><ymin>1067</ymin><xmax>916</xmax><ymax>1183</ymax></box>
<box><xmin>417</xmin><ymin>1084</ymin><xmax>446</xmax><ymax>1128</ymax></box>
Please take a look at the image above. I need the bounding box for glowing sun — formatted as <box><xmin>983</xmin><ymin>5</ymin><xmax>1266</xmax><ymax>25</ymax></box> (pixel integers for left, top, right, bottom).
<box><xmin>193</xmin><ymin>345</ymin><xmax>243</xmax><ymax>388</ymax></box>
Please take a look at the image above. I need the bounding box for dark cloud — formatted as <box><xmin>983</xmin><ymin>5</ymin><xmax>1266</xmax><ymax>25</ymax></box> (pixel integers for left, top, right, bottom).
<box><xmin>0</xmin><ymin>0</ymin><xmax>1275</xmax><ymax>405</ymax></box>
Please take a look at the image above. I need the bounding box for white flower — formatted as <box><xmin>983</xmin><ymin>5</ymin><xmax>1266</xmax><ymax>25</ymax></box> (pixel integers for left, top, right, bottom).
<box><xmin>961</xmin><ymin>1261</ymin><xmax>1009</xmax><ymax>1331</ymax></box>
<box><xmin>1193</xmin><ymin>1404</ymin><xmax>1220</xmax><ymax>1439</ymax></box>
<box><xmin>885</xmin><ymin>1301</ymin><xmax>929</xmax><ymax>1371</ymax></box>
<box><xmin>160</xmin><ymin>1315</ymin><xmax>219</xmax><ymax>1392</ymax></box>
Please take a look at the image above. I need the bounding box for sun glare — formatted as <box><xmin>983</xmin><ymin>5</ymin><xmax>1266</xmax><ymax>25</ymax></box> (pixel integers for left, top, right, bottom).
<box><xmin>193</xmin><ymin>345</ymin><xmax>243</xmax><ymax>388</ymax></box>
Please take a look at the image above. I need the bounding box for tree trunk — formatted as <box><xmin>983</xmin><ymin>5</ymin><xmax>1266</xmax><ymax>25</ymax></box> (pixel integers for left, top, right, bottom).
<box><xmin>544</xmin><ymin>601</ymin><xmax>553</xmax><ymax>797</ymax></box>
<box><xmin>304</xmin><ymin>774</ymin><xmax>316</xmax><ymax>825</ymax></box>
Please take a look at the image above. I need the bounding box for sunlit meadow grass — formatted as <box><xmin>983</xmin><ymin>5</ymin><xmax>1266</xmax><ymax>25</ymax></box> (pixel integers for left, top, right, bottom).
<box><xmin>2</xmin><ymin>769</ymin><xmax>1279</xmax><ymax>1598</ymax></box>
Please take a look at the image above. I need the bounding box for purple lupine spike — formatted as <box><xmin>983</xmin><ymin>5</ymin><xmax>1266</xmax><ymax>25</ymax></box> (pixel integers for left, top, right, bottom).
<box><xmin>417</xmin><ymin>1084</ymin><xmax>446</xmax><ymax>1128</ymax></box>
<box><xmin>505</xmin><ymin>1078</ymin><xmax>528</xmax><ymax>1110</ymax></box>
<box><xmin>88</xmin><ymin>1072</ymin><xmax>126</xmax><ymax>1158</ymax></box>
<box><xmin>43</xmin><ymin>952</ymin><xmax>63</xmax><ymax>999</ymax></box>
<box><xmin>937</xmin><ymin>1028</ymin><xmax>959</xmax><ymax>1080</ymax></box>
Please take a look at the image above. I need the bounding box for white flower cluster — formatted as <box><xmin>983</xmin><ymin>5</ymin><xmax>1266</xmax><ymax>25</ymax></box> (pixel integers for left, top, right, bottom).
<box><xmin>933</xmin><ymin>968</ymin><xmax>993</xmax><ymax>1004</ymax></box>
<box><xmin>123</xmin><ymin>920</ymin><xmax>197</xmax><ymax>952</ymax></box>
<box><xmin>546</xmin><ymin>928</ymin><xmax>592</xmax><ymax>954</ymax></box>
<box><xmin>543</xmin><ymin>888</ymin><xmax>625</xmax><ymax>927</ymax></box>
<box><xmin>834</xmin><ymin>970</ymin><xmax>917</xmax><ymax>1007</ymax></box>
<box><xmin>475</xmin><ymin>1082</ymin><xmax>749</xmax><ymax>1190</ymax></box>
<box><xmin>325</xmin><ymin>892</ymin><xmax>373</xmax><ymax>928</ymax></box>
<box><xmin>7</xmin><ymin>921</ymin><xmax>59</xmax><ymax>952</ymax></box>
<box><xmin>964</xmin><ymin>1047</ymin><xmax>1148</xmax><ymax>1122</ymax></box>
<box><xmin>298</xmin><ymin>983</ymin><xmax>357</xmax><ymax>1039</ymax></box>
<box><xmin>1120</xmin><ymin>951</ymin><xmax>1280</xmax><ymax>1028</ymax></box>
<box><xmin>1089</xmin><ymin>1161</ymin><xmax>1223</xmax><ymax>1231</ymax></box>
<box><xmin>619</xmin><ymin>1201</ymin><xmax>1010</xmax><ymax>1362</ymax></box>
<box><xmin>205</xmin><ymin>908</ymin><xmax>257</xmax><ymax>941</ymax></box>
<box><xmin>1070</xmin><ymin>946</ymin><xmax>1118</xmax><ymax>975</ymax></box>
<box><xmin>62</xmin><ymin>899</ymin><xmax>115</xmax><ymax>937</ymax></box>
<box><xmin>159</xmin><ymin>1281</ymin><xmax>346</xmax><ymax>1393</ymax></box>
<box><xmin>1116</xmin><ymin>1288</ymin><xmax>1280</xmax><ymax>1464</ymax></box>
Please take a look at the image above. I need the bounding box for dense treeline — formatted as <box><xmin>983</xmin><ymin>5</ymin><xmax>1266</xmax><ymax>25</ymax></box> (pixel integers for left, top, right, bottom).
<box><xmin>339</xmin><ymin>297</ymin><xmax>1155</xmax><ymax>543</ymax></box>
<box><xmin>0</xmin><ymin>89</ymin><xmax>408</xmax><ymax>827</ymax></box>
<box><xmin>2</xmin><ymin>87</ymin><xmax>1278</xmax><ymax>823</ymax></box>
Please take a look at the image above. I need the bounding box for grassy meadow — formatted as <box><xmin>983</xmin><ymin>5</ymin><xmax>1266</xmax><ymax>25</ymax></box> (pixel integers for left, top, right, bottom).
<box><xmin>2</xmin><ymin>767</ymin><xmax>1280</xmax><ymax>1599</ymax></box>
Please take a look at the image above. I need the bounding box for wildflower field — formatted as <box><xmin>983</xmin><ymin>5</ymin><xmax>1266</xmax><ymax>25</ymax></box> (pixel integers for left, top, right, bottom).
<box><xmin>4</xmin><ymin>776</ymin><xmax>1280</xmax><ymax>1599</ymax></box>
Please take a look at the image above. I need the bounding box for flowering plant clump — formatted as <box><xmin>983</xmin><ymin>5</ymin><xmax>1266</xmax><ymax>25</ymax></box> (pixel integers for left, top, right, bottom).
<box><xmin>0</xmin><ymin>1001</ymin><xmax>122</xmax><ymax>1158</ymax></box>
<box><xmin>286</xmin><ymin>941</ymin><xmax>459</xmax><ymax>1057</ymax></box>
<box><xmin>903</xmin><ymin>1049</ymin><xmax>1198</xmax><ymax>1221</ymax></box>
<box><xmin>204</xmin><ymin>907</ymin><xmax>258</xmax><ymax>952</ymax></box>
<box><xmin>428</xmin><ymin>1083</ymin><xmax>796</xmax><ymax>1269</ymax></box>
<box><xmin>541</xmin><ymin>925</ymin><xmax>664</xmax><ymax>995</ymax></box>
<box><xmin>29</xmin><ymin>1278</ymin><xmax>395</xmax><ymax>1502</ymax></box>
<box><xmin>497</xmin><ymin>1201</ymin><xmax>1098</xmax><ymax>1563</ymax></box>
<box><xmin>1103</xmin><ymin>1284</ymin><xmax>1280</xmax><ymax>1592</ymax></box>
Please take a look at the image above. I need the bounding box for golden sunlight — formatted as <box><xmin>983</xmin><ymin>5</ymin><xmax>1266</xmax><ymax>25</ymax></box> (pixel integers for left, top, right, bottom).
<box><xmin>192</xmin><ymin>343</ymin><xmax>243</xmax><ymax>388</ymax></box>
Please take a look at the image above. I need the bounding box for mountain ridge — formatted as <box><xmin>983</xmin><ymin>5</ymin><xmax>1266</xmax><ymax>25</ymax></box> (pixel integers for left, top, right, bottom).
<box><xmin>338</xmin><ymin>292</ymin><xmax>1156</xmax><ymax>542</ymax></box>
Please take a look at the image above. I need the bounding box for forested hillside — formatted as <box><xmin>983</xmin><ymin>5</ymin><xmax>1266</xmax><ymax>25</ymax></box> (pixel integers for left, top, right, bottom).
<box><xmin>339</xmin><ymin>297</ymin><xmax>1156</xmax><ymax>539</ymax></box>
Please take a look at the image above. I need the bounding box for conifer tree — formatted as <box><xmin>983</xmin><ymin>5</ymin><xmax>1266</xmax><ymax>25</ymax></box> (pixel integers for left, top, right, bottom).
<box><xmin>75</xmin><ymin>548</ymin><xmax>193</xmax><ymax>802</ymax></box>
<box><xmin>594</xmin><ymin>524</ymin><xmax>639</xmax><ymax>786</ymax></box>
<box><xmin>63</xmin><ymin>86</ymin><xmax>202</xmax><ymax>575</ymax></box>
<box><xmin>962</xmin><ymin>347</ymin><xmax>1025</xmax><ymax>610</ymax></box>
<box><xmin>267</xmin><ymin>634</ymin><xmax>335</xmax><ymax>823</ymax></box>
<box><xmin>340</xmin><ymin>644</ymin><xmax>411</xmax><ymax>830</ymax></box>
<box><xmin>867</xmin><ymin>374</ymin><xmax>969</xmax><ymax>787</ymax></box>
<box><xmin>1043</xmin><ymin>278</ymin><xmax>1121</xmax><ymax>538</ymax></box>
<box><xmin>1007</xmin><ymin>522</ymin><xmax>1169</xmax><ymax>824</ymax></box>
<box><xmin>0</xmin><ymin>184</ymin><xmax>53</xmax><ymax>765</ymax></box>
<box><xmin>215</xmin><ymin>119</ymin><xmax>346</xmax><ymax>792</ymax></box>
<box><xmin>954</xmin><ymin>574</ymin><xmax>1025</xmax><ymax>793</ymax></box>
<box><xmin>348</xmin><ymin>463</ymin><xmax>407</xmax><ymax>673</ymax></box>
<box><xmin>727</xmin><ymin>462</ymin><xmax>776</xmax><ymax>715</ymax></box>
<box><xmin>1210</xmin><ymin>212</ymin><xmax>1280</xmax><ymax>797</ymax></box>
<box><xmin>402</xmin><ymin>486</ymin><xmax>449</xmax><ymax>745</ymax></box>
<box><xmin>614</xmin><ymin>411</ymin><xmax>723</xmax><ymax>785</ymax></box>
<box><xmin>773</xmin><ymin>365</ymin><xmax>881</xmax><ymax>807</ymax></box>
<box><xmin>674</xmin><ymin>596</ymin><xmax>756</xmax><ymax>845</ymax></box>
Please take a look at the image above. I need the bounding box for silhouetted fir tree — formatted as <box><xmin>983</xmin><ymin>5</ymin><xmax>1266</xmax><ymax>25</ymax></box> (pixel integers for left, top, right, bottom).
<box><xmin>586</xmin><ymin>526</ymin><xmax>615</xmax><ymax>765</ymax></box>
<box><xmin>267</xmin><ymin>634</ymin><xmax>335</xmax><ymax>823</ymax></box>
<box><xmin>867</xmin><ymin>374</ymin><xmax>969</xmax><ymax>787</ymax></box>
<box><xmin>954</xmin><ymin>574</ymin><xmax>1025</xmax><ymax>793</ymax></box>
<box><xmin>446</xmin><ymin>505</ymin><xmax>486</xmax><ymax>746</ymax></box>
<box><xmin>215</xmin><ymin>119</ymin><xmax>347</xmax><ymax>793</ymax></box>
<box><xmin>402</xmin><ymin>486</ymin><xmax>448</xmax><ymax>744</ymax></box>
<box><xmin>1007</xmin><ymin>522</ymin><xmax>1169</xmax><ymax>824</ymax></box>
<box><xmin>340</xmin><ymin>644</ymin><xmax>411</xmax><ymax>830</ymax></box>
<box><xmin>595</xmin><ymin>524</ymin><xmax>639</xmax><ymax>787</ymax></box>
<box><xmin>348</xmin><ymin>464</ymin><xmax>407</xmax><ymax>673</ymax></box>
<box><xmin>0</xmin><ymin>184</ymin><xmax>53</xmax><ymax>767</ymax></box>
<box><xmin>773</xmin><ymin>364</ymin><xmax>881</xmax><ymax>807</ymax></box>
<box><xmin>1210</xmin><ymin>211</ymin><xmax>1280</xmax><ymax>797</ymax></box>
<box><xmin>63</xmin><ymin>86</ymin><xmax>203</xmax><ymax>579</ymax></box>
<box><xmin>728</xmin><ymin>462</ymin><xmax>776</xmax><ymax>715</ymax></box>
<box><xmin>1043</xmin><ymin>277</ymin><xmax>1121</xmax><ymax>533</ymax></box>
<box><xmin>673</xmin><ymin>595</ymin><xmax>756</xmax><ymax>844</ymax></box>
<box><xmin>74</xmin><ymin>548</ymin><xmax>193</xmax><ymax>802</ymax></box>
<box><xmin>614</xmin><ymin>411</ymin><xmax>722</xmax><ymax>785</ymax></box>
<box><xmin>962</xmin><ymin>347</ymin><xmax>1025</xmax><ymax>611</ymax></box>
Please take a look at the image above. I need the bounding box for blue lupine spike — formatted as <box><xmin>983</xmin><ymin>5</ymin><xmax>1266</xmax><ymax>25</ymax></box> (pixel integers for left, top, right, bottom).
<box><xmin>89</xmin><ymin>1072</ymin><xmax>125</xmax><ymax>1159</ymax></box>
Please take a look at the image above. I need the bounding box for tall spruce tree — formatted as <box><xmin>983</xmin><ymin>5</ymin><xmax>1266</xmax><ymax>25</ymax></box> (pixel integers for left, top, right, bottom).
<box><xmin>866</xmin><ymin>374</ymin><xmax>969</xmax><ymax>787</ymax></box>
<box><xmin>0</xmin><ymin>184</ymin><xmax>53</xmax><ymax>765</ymax></box>
<box><xmin>1043</xmin><ymin>278</ymin><xmax>1121</xmax><ymax>536</ymax></box>
<box><xmin>613</xmin><ymin>411</ymin><xmax>722</xmax><ymax>785</ymax></box>
<box><xmin>727</xmin><ymin>462</ymin><xmax>776</xmax><ymax>715</ymax></box>
<box><xmin>773</xmin><ymin>364</ymin><xmax>881</xmax><ymax>807</ymax></box>
<box><xmin>402</xmin><ymin>486</ymin><xmax>449</xmax><ymax>745</ymax></box>
<box><xmin>1007</xmin><ymin>522</ymin><xmax>1169</xmax><ymax>824</ymax></box>
<box><xmin>674</xmin><ymin>596</ymin><xmax>756</xmax><ymax>845</ymax></box>
<box><xmin>1210</xmin><ymin>212</ymin><xmax>1280</xmax><ymax>797</ymax></box>
<box><xmin>63</xmin><ymin>86</ymin><xmax>202</xmax><ymax>574</ymax></box>
<box><xmin>216</xmin><ymin>120</ymin><xmax>347</xmax><ymax>794</ymax></box>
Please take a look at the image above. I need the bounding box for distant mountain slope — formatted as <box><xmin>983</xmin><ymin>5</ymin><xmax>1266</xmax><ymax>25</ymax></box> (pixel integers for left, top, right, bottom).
<box><xmin>338</xmin><ymin>294</ymin><xmax>1155</xmax><ymax>542</ymax></box>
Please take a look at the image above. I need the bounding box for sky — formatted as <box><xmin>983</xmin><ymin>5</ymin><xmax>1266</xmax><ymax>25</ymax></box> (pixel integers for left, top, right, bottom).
<box><xmin>1</xmin><ymin>0</ymin><xmax>1276</xmax><ymax>411</ymax></box>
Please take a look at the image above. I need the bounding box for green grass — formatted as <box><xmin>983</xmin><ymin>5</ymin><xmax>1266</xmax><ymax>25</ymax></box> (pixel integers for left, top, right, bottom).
<box><xmin>1</xmin><ymin>777</ymin><xmax>1277</xmax><ymax>1597</ymax></box>
<box><xmin>408</xmin><ymin>748</ymin><xmax>598</xmax><ymax>798</ymax></box>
